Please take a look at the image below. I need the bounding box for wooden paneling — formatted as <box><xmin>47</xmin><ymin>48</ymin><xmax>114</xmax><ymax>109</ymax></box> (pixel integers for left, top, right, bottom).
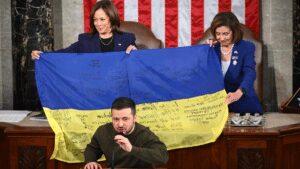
<box><xmin>0</xmin><ymin>124</ymin><xmax>9</xmax><ymax>169</ymax></box>
<box><xmin>18</xmin><ymin>146</ymin><xmax>47</xmax><ymax>169</ymax></box>
<box><xmin>1</xmin><ymin>121</ymin><xmax>300</xmax><ymax>169</ymax></box>
<box><xmin>281</xmin><ymin>135</ymin><xmax>300</xmax><ymax>169</ymax></box>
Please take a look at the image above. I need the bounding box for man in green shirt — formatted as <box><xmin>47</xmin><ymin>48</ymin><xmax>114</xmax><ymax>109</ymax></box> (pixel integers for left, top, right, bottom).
<box><xmin>84</xmin><ymin>97</ymin><xmax>168</xmax><ymax>169</ymax></box>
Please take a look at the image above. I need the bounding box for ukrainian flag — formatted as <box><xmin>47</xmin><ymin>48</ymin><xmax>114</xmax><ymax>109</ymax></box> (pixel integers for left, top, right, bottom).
<box><xmin>35</xmin><ymin>45</ymin><xmax>228</xmax><ymax>163</ymax></box>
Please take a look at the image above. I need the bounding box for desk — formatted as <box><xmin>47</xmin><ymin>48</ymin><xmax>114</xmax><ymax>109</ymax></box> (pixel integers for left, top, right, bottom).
<box><xmin>1</xmin><ymin>112</ymin><xmax>300</xmax><ymax>169</ymax></box>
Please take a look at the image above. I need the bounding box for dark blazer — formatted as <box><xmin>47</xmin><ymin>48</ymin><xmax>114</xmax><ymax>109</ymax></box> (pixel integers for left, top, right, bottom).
<box><xmin>214</xmin><ymin>40</ymin><xmax>263</xmax><ymax>114</ymax></box>
<box><xmin>56</xmin><ymin>31</ymin><xmax>136</xmax><ymax>53</ymax></box>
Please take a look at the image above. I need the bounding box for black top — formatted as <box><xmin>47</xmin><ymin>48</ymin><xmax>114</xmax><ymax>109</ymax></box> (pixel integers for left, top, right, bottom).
<box><xmin>99</xmin><ymin>36</ymin><xmax>114</xmax><ymax>52</ymax></box>
<box><xmin>84</xmin><ymin>123</ymin><xmax>169</xmax><ymax>168</ymax></box>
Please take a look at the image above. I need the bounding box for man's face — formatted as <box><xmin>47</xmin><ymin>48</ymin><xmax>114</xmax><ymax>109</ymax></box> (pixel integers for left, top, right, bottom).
<box><xmin>112</xmin><ymin>108</ymin><xmax>136</xmax><ymax>134</ymax></box>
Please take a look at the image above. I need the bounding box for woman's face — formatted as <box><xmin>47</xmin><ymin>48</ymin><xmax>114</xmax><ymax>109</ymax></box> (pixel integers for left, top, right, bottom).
<box><xmin>93</xmin><ymin>8</ymin><xmax>112</xmax><ymax>35</ymax></box>
<box><xmin>215</xmin><ymin>26</ymin><xmax>233</xmax><ymax>46</ymax></box>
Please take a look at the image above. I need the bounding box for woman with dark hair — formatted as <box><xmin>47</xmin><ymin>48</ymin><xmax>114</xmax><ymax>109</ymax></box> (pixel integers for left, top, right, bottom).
<box><xmin>207</xmin><ymin>12</ymin><xmax>263</xmax><ymax>114</ymax></box>
<box><xmin>31</xmin><ymin>0</ymin><xmax>136</xmax><ymax>59</ymax></box>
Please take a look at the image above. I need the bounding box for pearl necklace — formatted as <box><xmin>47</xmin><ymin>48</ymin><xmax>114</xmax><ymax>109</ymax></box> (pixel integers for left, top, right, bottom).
<box><xmin>221</xmin><ymin>44</ymin><xmax>234</xmax><ymax>56</ymax></box>
<box><xmin>99</xmin><ymin>35</ymin><xmax>114</xmax><ymax>46</ymax></box>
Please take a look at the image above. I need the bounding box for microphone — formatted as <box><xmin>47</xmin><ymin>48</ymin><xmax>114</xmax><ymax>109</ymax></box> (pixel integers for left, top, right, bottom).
<box><xmin>111</xmin><ymin>133</ymin><xmax>125</xmax><ymax>169</ymax></box>
<box><xmin>111</xmin><ymin>147</ymin><xmax>115</xmax><ymax>169</ymax></box>
<box><xmin>111</xmin><ymin>141</ymin><xmax>118</xmax><ymax>169</ymax></box>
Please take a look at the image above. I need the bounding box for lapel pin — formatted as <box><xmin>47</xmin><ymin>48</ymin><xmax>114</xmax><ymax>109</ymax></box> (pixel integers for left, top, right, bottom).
<box><xmin>233</xmin><ymin>60</ymin><xmax>238</xmax><ymax>65</ymax></box>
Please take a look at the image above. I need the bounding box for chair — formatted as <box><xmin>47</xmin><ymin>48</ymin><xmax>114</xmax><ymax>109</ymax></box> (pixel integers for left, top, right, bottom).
<box><xmin>119</xmin><ymin>21</ymin><xmax>163</xmax><ymax>49</ymax></box>
<box><xmin>194</xmin><ymin>24</ymin><xmax>263</xmax><ymax>103</ymax></box>
<box><xmin>280</xmin><ymin>87</ymin><xmax>300</xmax><ymax>113</ymax></box>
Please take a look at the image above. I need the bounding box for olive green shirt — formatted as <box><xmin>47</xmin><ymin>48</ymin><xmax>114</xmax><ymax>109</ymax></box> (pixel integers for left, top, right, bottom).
<box><xmin>84</xmin><ymin>122</ymin><xmax>168</xmax><ymax>168</ymax></box>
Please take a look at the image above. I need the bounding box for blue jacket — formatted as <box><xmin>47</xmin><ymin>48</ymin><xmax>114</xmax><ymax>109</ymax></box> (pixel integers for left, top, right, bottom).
<box><xmin>56</xmin><ymin>31</ymin><xmax>136</xmax><ymax>53</ymax></box>
<box><xmin>214</xmin><ymin>40</ymin><xmax>263</xmax><ymax>114</ymax></box>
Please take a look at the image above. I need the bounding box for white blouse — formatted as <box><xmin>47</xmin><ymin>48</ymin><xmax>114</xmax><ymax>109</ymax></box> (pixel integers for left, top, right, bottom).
<box><xmin>221</xmin><ymin>60</ymin><xmax>230</xmax><ymax>77</ymax></box>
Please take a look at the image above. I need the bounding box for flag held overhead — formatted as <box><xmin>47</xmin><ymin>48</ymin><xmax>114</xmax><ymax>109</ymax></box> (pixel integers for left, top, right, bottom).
<box><xmin>35</xmin><ymin>45</ymin><xmax>229</xmax><ymax>162</ymax></box>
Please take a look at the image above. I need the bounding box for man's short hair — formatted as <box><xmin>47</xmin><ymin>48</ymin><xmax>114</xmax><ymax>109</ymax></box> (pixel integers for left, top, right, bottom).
<box><xmin>111</xmin><ymin>97</ymin><xmax>136</xmax><ymax>115</ymax></box>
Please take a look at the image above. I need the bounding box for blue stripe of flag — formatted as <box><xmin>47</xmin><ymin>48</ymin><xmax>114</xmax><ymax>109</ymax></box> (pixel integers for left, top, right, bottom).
<box><xmin>35</xmin><ymin>45</ymin><xmax>224</xmax><ymax>110</ymax></box>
